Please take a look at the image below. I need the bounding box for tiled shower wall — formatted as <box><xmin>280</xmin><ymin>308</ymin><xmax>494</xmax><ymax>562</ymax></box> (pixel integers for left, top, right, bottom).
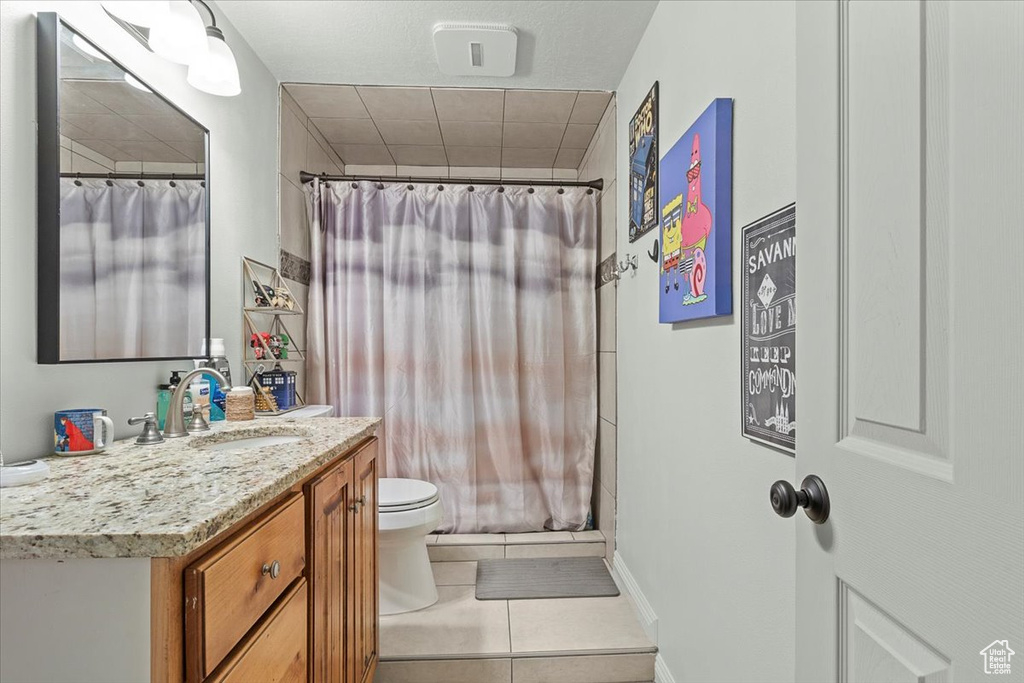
<box><xmin>277</xmin><ymin>87</ymin><xmax>345</xmax><ymax>400</ymax></box>
<box><xmin>579</xmin><ymin>98</ymin><xmax>617</xmax><ymax>563</ymax></box>
<box><xmin>278</xmin><ymin>89</ymin><xmax>616</xmax><ymax>548</ymax></box>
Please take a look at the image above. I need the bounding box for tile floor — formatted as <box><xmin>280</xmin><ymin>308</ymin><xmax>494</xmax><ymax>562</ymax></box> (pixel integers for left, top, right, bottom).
<box><xmin>376</xmin><ymin>532</ymin><xmax>656</xmax><ymax>683</ymax></box>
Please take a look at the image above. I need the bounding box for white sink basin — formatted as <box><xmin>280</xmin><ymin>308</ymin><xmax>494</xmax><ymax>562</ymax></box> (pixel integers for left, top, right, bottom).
<box><xmin>197</xmin><ymin>435</ymin><xmax>304</xmax><ymax>452</ymax></box>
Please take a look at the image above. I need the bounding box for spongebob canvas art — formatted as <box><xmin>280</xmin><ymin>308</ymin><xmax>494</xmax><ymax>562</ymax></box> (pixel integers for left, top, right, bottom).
<box><xmin>658</xmin><ymin>98</ymin><xmax>733</xmax><ymax>323</ymax></box>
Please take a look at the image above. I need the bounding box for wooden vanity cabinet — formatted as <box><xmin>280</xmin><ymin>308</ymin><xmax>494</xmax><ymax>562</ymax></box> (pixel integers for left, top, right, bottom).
<box><xmin>175</xmin><ymin>437</ymin><xmax>378</xmax><ymax>683</ymax></box>
<box><xmin>307</xmin><ymin>437</ymin><xmax>379</xmax><ymax>683</ymax></box>
<box><xmin>353</xmin><ymin>443</ymin><xmax>379</xmax><ymax>683</ymax></box>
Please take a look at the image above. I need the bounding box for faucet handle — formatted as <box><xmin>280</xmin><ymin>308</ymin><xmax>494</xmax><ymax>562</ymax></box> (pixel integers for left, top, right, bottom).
<box><xmin>128</xmin><ymin>413</ymin><xmax>164</xmax><ymax>445</ymax></box>
<box><xmin>188</xmin><ymin>403</ymin><xmax>211</xmax><ymax>433</ymax></box>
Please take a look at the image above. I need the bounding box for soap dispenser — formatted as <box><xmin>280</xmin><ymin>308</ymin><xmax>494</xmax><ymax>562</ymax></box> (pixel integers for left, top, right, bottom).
<box><xmin>157</xmin><ymin>370</ymin><xmax>191</xmax><ymax>430</ymax></box>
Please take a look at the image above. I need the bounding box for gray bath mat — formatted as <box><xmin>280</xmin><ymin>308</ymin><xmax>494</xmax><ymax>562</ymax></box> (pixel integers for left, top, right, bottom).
<box><xmin>475</xmin><ymin>556</ymin><xmax>620</xmax><ymax>600</ymax></box>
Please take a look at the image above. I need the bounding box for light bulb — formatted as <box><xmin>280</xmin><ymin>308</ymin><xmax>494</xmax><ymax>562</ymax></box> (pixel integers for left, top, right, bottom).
<box><xmin>102</xmin><ymin>1</ymin><xmax>171</xmax><ymax>28</ymax></box>
<box><xmin>187</xmin><ymin>27</ymin><xmax>241</xmax><ymax>97</ymax></box>
<box><xmin>148</xmin><ymin>1</ymin><xmax>207</xmax><ymax>65</ymax></box>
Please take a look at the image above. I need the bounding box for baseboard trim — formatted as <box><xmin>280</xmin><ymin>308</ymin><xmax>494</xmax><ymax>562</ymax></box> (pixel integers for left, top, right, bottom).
<box><xmin>609</xmin><ymin>550</ymin><xmax>658</xmax><ymax>645</ymax></box>
<box><xmin>655</xmin><ymin>653</ymin><xmax>677</xmax><ymax>683</ymax></box>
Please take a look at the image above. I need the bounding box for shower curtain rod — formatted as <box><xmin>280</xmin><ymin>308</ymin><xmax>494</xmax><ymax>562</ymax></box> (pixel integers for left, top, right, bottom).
<box><xmin>60</xmin><ymin>172</ymin><xmax>205</xmax><ymax>180</ymax></box>
<box><xmin>300</xmin><ymin>170</ymin><xmax>604</xmax><ymax>191</ymax></box>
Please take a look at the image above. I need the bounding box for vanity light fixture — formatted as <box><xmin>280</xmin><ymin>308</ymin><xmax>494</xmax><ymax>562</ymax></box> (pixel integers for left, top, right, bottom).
<box><xmin>187</xmin><ymin>24</ymin><xmax>241</xmax><ymax>96</ymax></box>
<box><xmin>100</xmin><ymin>1</ymin><xmax>170</xmax><ymax>28</ymax></box>
<box><xmin>148</xmin><ymin>0</ymin><xmax>207</xmax><ymax>65</ymax></box>
<box><xmin>103</xmin><ymin>0</ymin><xmax>241</xmax><ymax>97</ymax></box>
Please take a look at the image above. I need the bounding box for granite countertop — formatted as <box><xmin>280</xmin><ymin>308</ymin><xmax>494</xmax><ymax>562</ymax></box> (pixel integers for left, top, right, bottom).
<box><xmin>0</xmin><ymin>417</ymin><xmax>380</xmax><ymax>560</ymax></box>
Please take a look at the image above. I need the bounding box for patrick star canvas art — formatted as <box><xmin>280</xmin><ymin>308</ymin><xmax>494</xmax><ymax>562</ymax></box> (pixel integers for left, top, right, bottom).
<box><xmin>659</xmin><ymin>98</ymin><xmax>733</xmax><ymax>323</ymax></box>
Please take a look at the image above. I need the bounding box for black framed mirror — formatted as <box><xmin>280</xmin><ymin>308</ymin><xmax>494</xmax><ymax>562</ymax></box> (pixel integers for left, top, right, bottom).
<box><xmin>37</xmin><ymin>12</ymin><xmax>210</xmax><ymax>364</ymax></box>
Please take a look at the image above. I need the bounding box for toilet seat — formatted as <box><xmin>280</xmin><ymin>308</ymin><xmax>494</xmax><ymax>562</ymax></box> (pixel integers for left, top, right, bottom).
<box><xmin>379</xmin><ymin>478</ymin><xmax>439</xmax><ymax>512</ymax></box>
<box><xmin>377</xmin><ymin>478</ymin><xmax>443</xmax><ymax>615</ymax></box>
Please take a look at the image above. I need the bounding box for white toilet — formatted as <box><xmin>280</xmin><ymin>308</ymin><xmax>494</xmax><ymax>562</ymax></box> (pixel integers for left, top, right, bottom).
<box><xmin>378</xmin><ymin>478</ymin><xmax>443</xmax><ymax>615</ymax></box>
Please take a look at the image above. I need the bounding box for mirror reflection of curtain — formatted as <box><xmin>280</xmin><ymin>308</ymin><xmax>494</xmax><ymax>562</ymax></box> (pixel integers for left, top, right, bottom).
<box><xmin>59</xmin><ymin>178</ymin><xmax>205</xmax><ymax>360</ymax></box>
<box><xmin>305</xmin><ymin>180</ymin><xmax>598</xmax><ymax>533</ymax></box>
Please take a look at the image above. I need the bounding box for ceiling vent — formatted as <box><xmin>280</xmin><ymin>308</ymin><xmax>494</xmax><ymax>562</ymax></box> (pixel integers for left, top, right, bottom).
<box><xmin>433</xmin><ymin>23</ymin><xmax>517</xmax><ymax>77</ymax></box>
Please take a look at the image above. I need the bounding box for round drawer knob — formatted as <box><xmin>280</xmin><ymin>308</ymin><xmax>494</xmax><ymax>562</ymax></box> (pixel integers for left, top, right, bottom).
<box><xmin>262</xmin><ymin>560</ymin><xmax>281</xmax><ymax>579</ymax></box>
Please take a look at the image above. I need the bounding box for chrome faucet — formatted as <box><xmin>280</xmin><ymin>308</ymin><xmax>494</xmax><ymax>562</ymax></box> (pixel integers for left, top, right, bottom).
<box><xmin>163</xmin><ymin>368</ymin><xmax>229</xmax><ymax>438</ymax></box>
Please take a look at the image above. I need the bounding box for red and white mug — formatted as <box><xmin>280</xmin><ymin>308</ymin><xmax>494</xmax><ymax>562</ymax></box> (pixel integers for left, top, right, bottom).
<box><xmin>54</xmin><ymin>408</ymin><xmax>114</xmax><ymax>455</ymax></box>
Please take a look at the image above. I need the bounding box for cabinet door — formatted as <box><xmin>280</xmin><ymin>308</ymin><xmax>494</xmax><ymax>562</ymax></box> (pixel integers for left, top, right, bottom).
<box><xmin>306</xmin><ymin>457</ymin><xmax>355</xmax><ymax>683</ymax></box>
<box><xmin>353</xmin><ymin>441</ymin><xmax>378</xmax><ymax>683</ymax></box>
<box><xmin>207</xmin><ymin>578</ymin><xmax>308</xmax><ymax>683</ymax></box>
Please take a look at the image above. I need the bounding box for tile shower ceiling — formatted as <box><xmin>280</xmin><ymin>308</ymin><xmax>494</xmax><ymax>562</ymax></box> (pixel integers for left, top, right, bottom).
<box><xmin>60</xmin><ymin>80</ymin><xmax>205</xmax><ymax>163</ymax></box>
<box><xmin>283</xmin><ymin>84</ymin><xmax>612</xmax><ymax>170</ymax></box>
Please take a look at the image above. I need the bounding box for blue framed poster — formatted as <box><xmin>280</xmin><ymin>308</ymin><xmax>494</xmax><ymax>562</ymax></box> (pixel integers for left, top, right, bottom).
<box><xmin>628</xmin><ymin>82</ymin><xmax>658</xmax><ymax>243</ymax></box>
<box><xmin>658</xmin><ymin>98</ymin><xmax>733</xmax><ymax>323</ymax></box>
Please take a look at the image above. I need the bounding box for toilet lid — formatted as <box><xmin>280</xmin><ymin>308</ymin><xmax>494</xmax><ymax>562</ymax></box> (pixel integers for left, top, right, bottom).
<box><xmin>378</xmin><ymin>478</ymin><xmax>439</xmax><ymax>512</ymax></box>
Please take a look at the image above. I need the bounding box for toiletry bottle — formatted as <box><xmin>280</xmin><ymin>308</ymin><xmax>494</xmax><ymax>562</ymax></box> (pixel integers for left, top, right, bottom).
<box><xmin>156</xmin><ymin>382</ymin><xmax>172</xmax><ymax>431</ymax></box>
<box><xmin>194</xmin><ymin>359</ymin><xmax>225</xmax><ymax>422</ymax></box>
<box><xmin>157</xmin><ymin>370</ymin><xmax>191</xmax><ymax>430</ymax></box>
<box><xmin>200</xmin><ymin>339</ymin><xmax>232</xmax><ymax>421</ymax></box>
<box><xmin>204</xmin><ymin>338</ymin><xmax>233</xmax><ymax>386</ymax></box>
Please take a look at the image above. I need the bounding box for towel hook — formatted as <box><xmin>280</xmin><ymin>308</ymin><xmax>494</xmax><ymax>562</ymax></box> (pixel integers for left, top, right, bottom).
<box><xmin>616</xmin><ymin>253</ymin><xmax>639</xmax><ymax>278</ymax></box>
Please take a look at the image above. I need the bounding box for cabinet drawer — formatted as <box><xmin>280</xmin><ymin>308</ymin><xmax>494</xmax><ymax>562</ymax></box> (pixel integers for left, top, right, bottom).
<box><xmin>208</xmin><ymin>578</ymin><xmax>308</xmax><ymax>683</ymax></box>
<box><xmin>186</xmin><ymin>494</ymin><xmax>306</xmax><ymax>680</ymax></box>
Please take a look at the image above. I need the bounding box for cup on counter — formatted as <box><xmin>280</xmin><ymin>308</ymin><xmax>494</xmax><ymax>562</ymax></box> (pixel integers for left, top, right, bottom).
<box><xmin>54</xmin><ymin>408</ymin><xmax>114</xmax><ymax>455</ymax></box>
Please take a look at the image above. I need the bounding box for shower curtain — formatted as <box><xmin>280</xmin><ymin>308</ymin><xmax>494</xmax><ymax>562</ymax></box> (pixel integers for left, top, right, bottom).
<box><xmin>59</xmin><ymin>178</ymin><xmax>206</xmax><ymax>360</ymax></box>
<box><xmin>305</xmin><ymin>180</ymin><xmax>597</xmax><ymax>533</ymax></box>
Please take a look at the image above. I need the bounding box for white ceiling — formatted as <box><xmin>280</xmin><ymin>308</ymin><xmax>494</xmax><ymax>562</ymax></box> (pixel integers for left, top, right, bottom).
<box><xmin>217</xmin><ymin>0</ymin><xmax>658</xmax><ymax>90</ymax></box>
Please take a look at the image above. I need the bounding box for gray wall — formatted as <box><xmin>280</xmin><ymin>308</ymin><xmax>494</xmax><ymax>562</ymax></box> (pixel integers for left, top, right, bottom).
<box><xmin>614</xmin><ymin>1</ymin><xmax>797</xmax><ymax>681</ymax></box>
<box><xmin>0</xmin><ymin>1</ymin><xmax>279</xmax><ymax>462</ymax></box>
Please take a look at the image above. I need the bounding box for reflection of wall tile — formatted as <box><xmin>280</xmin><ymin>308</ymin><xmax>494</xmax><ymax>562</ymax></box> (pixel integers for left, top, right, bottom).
<box><xmin>71</xmin><ymin>152</ymin><xmax>111</xmax><ymax>173</ymax></box>
<box><xmin>70</xmin><ymin>142</ymin><xmax>116</xmax><ymax>171</ymax></box>
<box><xmin>141</xmin><ymin>161</ymin><xmax>198</xmax><ymax>174</ymax></box>
<box><xmin>280</xmin><ymin>251</ymin><xmax>310</xmax><ymax>287</ymax></box>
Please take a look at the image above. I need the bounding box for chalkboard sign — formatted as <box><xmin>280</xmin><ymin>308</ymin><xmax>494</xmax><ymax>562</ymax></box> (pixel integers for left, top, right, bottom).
<box><xmin>742</xmin><ymin>204</ymin><xmax>796</xmax><ymax>453</ymax></box>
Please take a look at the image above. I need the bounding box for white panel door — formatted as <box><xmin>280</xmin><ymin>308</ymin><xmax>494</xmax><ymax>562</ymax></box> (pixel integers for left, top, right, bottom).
<box><xmin>795</xmin><ymin>1</ymin><xmax>1023</xmax><ymax>681</ymax></box>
